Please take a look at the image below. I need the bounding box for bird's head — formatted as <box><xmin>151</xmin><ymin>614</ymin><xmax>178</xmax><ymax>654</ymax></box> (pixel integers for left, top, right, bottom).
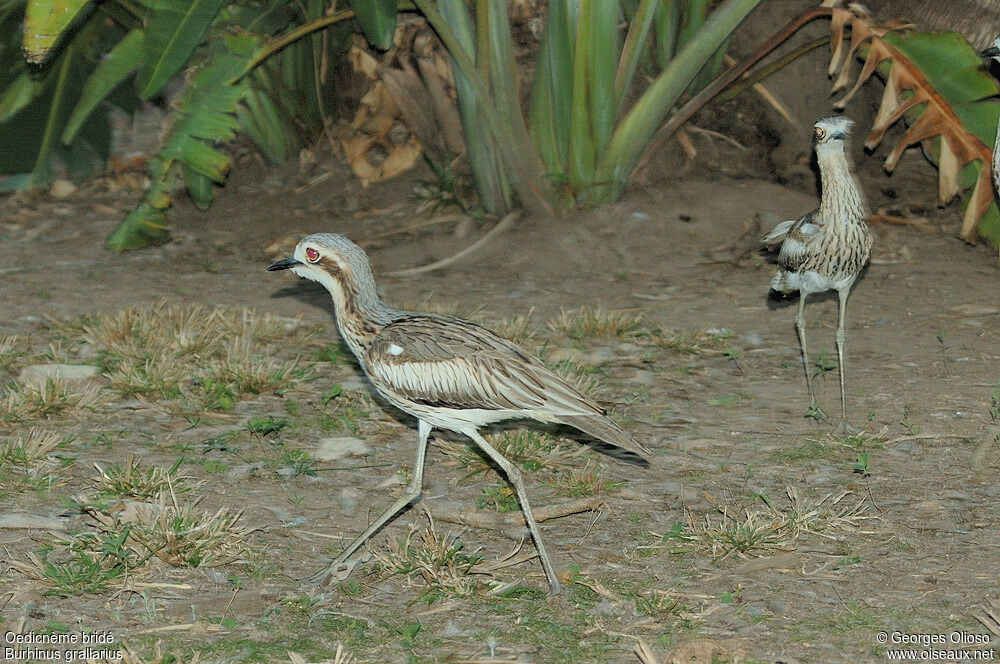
<box><xmin>266</xmin><ymin>233</ymin><xmax>369</xmax><ymax>287</ymax></box>
<box><xmin>813</xmin><ymin>116</ymin><xmax>853</xmax><ymax>154</ymax></box>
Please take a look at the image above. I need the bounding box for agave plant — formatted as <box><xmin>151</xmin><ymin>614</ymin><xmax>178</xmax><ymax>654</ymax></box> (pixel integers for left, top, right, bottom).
<box><xmin>410</xmin><ymin>0</ymin><xmax>763</xmax><ymax>215</ymax></box>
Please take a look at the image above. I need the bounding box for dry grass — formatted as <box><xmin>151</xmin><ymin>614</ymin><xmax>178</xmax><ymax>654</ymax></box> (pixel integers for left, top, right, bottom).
<box><xmin>547</xmin><ymin>307</ymin><xmax>644</xmax><ymax>340</ymax></box>
<box><xmin>1</xmin><ymin>428</ymin><xmax>63</xmax><ymax>465</ymax></box>
<box><xmin>92</xmin><ymin>458</ymin><xmax>189</xmax><ymax>500</ymax></box>
<box><xmin>0</xmin><ymin>429</ymin><xmax>65</xmax><ymax>490</ymax></box>
<box><xmin>438</xmin><ymin>429</ymin><xmax>585</xmax><ymax>477</ymax></box>
<box><xmin>648</xmin><ymin>327</ymin><xmax>731</xmax><ymax>355</ymax></box>
<box><xmin>477</xmin><ymin>310</ymin><xmax>538</xmax><ymax>345</ymax></box>
<box><xmin>0</xmin><ymin>378</ymin><xmax>108</xmax><ymax>422</ymax></box>
<box><xmin>0</xmin><ymin>335</ymin><xmax>22</xmax><ymax>373</ymax></box>
<box><xmin>51</xmin><ymin>305</ymin><xmax>307</xmax><ymax>408</ymax></box>
<box><xmin>545</xmin><ymin>357</ymin><xmax>605</xmax><ymax>398</ymax></box>
<box><xmin>649</xmin><ymin>487</ymin><xmax>873</xmax><ymax>559</ymax></box>
<box><xmin>371</xmin><ymin>522</ymin><xmax>485</xmax><ymax>596</ymax></box>
<box><xmin>114</xmin><ymin>499</ymin><xmax>249</xmax><ymax>568</ymax></box>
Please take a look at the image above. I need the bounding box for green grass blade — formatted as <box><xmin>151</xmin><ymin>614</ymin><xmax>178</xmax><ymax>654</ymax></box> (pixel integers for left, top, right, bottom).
<box><xmin>62</xmin><ymin>28</ymin><xmax>143</xmax><ymax>144</ymax></box>
<box><xmin>139</xmin><ymin>0</ymin><xmax>227</xmax><ymax>98</ymax></box>
<box><xmin>616</xmin><ymin>0</ymin><xmax>656</xmax><ymax>111</ymax></box>
<box><xmin>595</xmin><ymin>0</ymin><xmax>762</xmax><ymax>201</ymax></box>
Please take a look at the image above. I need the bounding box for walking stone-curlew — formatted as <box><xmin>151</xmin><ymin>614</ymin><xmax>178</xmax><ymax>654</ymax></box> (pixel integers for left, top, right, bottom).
<box><xmin>268</xmin><ymin>233</ymin><xmax>650</xmax><ymax>593</ymax></box>
<box><xmin>762</xmin><ymin>116</ymin><xmax>872</xmax><ymax>435</ymax></box>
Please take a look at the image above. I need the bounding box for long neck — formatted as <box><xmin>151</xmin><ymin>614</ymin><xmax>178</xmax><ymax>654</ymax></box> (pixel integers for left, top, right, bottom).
<box><xmin>321</xmin><ymin>264</ymin><xmax>398</xmax><ymax>360</ymax></box>
<box><xmin>817</xmin><ymin>145</ymin><xmax>867</xmax><ymax>226</ymax></box>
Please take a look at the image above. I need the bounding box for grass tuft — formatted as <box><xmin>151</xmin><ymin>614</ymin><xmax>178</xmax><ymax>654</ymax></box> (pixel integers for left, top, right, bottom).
<box><xmin>0</xmin><ymin>378</ymin><xmax>108</xmax><ymax>421</ymax></box>
<box><xmin>547</xmin><ymin>307</ymin><xmax>644</xmax><ymax>340</ymax></box>
<box><xmin>648</xmin><ymin>487</ymin><xmax>873</xmax><ymax>559</ymax></box>
<box><xmin>372</xmin><ymin>523</ymin><xmax>485</xmax><ymax>597</ymax></box>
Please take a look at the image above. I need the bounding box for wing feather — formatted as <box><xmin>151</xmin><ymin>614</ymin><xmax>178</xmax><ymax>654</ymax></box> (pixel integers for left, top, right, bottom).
<box><xmin>364</xmin><ymin>315</ymin><xmax>602</xmax><ymax>417</ymax></box>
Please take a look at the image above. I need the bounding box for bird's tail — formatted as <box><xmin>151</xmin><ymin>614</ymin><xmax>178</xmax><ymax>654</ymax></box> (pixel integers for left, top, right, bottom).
<box><xmin>559</xmin><ymin>414</ymin><xmax>651</xmax><ymax>461</ymax></box>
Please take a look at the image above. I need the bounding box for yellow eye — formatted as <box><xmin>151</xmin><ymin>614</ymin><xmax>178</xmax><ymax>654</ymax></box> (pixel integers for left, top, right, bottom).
<box><xmin>814</xmin><ymin>127</ymin><xmax>826</xmax><ymax>140</ymax></box>
<box><xmin>305</xmin><ymin>247</ymin><xmax>320</xmax><ymax>262</ymax></box>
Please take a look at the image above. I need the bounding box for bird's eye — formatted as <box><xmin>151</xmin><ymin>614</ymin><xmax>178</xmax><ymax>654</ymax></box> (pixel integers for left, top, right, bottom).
<box><xmin>814</xmin><ymin>127</ymin><xmax>826</xmax><ymax>140</ymax></box>
<box><xmin>305</xmin><ymin>247</ymin><xmax>320</xmax><ymax>262</ymax></box>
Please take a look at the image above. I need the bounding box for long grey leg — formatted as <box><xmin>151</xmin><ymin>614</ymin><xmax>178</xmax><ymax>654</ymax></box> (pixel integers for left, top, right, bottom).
<box><xmin>835</xmin><ymin>289</ymin><xmax>858</xmax><ymax>435</ymax></box>
<box><xmin>465</xmin><ymin>429</ymin><xmax>561</xmax><ymax>595</ymax></box>
<box><xmin>307</xmin><ymin>420</ymin><xmax>432</xmax><ymax>585</ymax></box>
<box><xmin>795</xmin><ymin>293</ymin><xmax>817</xmax><ymax>407</ymax></box>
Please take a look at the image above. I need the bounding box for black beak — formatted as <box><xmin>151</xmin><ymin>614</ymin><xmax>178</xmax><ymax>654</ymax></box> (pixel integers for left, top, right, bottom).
<box><xmin>982</xmin><ymin>45</ymin><xmax>1000</xmax><ymax>58</ymax></box>
<box><xmin>267</xmin><ymin>257</ymin><xmax>302</xmax><ymax>271</ymax></box>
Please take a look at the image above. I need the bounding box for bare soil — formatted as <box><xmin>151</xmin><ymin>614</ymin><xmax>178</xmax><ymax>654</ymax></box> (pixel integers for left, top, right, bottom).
<box><xmin>1</xmin><ymin>139</ymin><xmax>1000</xmax><ymax>664</ymax></box>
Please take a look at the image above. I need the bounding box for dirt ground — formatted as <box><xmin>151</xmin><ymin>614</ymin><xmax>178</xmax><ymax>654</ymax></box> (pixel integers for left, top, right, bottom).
<box><xmin>2</xmin><ymin>127</ymin><xmax>1000</xmax><ymax>664</ymax></box>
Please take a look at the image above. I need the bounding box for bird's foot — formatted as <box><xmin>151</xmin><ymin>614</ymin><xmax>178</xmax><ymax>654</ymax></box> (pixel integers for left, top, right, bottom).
<box><xmin>834</xmin><ymin>419</ymin><xmax>861</xmax><ymax>437</ymax></box>
<box><xmin>805</xmin><ymin>402</ymin><xmax>828</xmax><ymax>422</ymax></box>
<box><xmin>304</xmin><ymin>557</ymin><xmax>361</xmax><ymax>586</ymax></box>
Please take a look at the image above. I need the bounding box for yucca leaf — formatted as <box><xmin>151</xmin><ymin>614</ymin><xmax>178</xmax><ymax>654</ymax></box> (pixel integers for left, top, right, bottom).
<box><xmin>0</xmin><ymin>73</ymin><xmax>45</xmax><ymax>123</ymax></box>
<box><xmin>676</xmin><ymin>0</ymin><xmax>708</xmax><ymax>51</ymax></box>
<box><xmin>345</xmin><ymin>0</ymin><xmax>397</xmax><ymax>50</ymax></box>
<box><xmin>139</xmin><ymin>0</ymin><xmax>227</xmax><ymax>98</ymax></box>
<box><xmin>616</xmin><ymin>0</ymin><xmax>657</xmax><ymax>112</ymax></box>
<box><xmin>566</xmin><ymin>0</ymin><xmax>596</xmax><ymax>189</ymax></box>
<box><xmin>594</xmin><ymin>0</ymin><xmax>762</xmax><ymax>201</ymax></box>
<box><xmin>588</xmin><ymin>0</ymin><xmax>618</xmax><ymax>160</ymax></box>
<box><xmin>414</xmin><ymin>0</ymin><xmax>553</xmax><ymax>215</ymax></box>
<box><xmin>23</xmin><ymin>0</ymin><xmax>91</xmax><ymax>64</ymax></box>
<box><xmin>62</xmin><ymin>28</ymin><xmax>143</xmax><ymax>144</ymax></box>
<box><xmin>528</xmin><ymin>0</ymin><xmax>573</xmax><ymax>176</ymax></box>
<box><xmin>653</xmin><ymin>0</ymin><xmax>679</xmax><ymax>69</ymax></box>
<box><xmin>438</xmin><ymin>0</ymin><xmax>511</xmax><ymax>214</ymax></box>
<box><xmin>485</xmin><ymin>0</ymin><xmax>546</xmax><ymax>204</ymax></box>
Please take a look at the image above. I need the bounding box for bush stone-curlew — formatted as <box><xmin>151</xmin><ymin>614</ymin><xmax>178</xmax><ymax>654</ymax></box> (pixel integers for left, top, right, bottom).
<box><xmin>268</xmin><ymin>233</ymin><xmax>649</xmax><ymax>593</ymax></box>
<box><xmin>762</xmin><ymin>116</ymin><xmax>872</xmax><ymax>434</ymax></box>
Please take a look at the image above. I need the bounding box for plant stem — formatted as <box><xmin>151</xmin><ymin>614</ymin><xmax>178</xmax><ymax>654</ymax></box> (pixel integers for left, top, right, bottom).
<box><xmin>631</xmin><ymin>5</ymin><xmax>833</xmax><ymax>178</ymax></box>
<box><xmin>715</xmin><ymin>35</ymin><xmax>830</xmax><ymax>103</ymax></box>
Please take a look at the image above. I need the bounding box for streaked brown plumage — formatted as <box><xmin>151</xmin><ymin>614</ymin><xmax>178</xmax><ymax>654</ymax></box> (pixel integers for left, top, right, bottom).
<box><xmin>762</xmin><ymin>116</ymin><xmax>872</xmax><ymax>433</ymax></box>
<box><xmin>268</xmin><ymin>233</ymin><xmax>648</xmax><ymax>594</ymax></box>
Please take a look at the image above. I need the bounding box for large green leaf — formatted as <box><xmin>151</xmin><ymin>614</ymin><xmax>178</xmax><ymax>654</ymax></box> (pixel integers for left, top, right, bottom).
<box><xmin>345</xmin><ymin>0</ymin><xmax>397</xmax><ymax>50</ymax></box>
<box><xmin>0</xmin><ymin>41</ymin><xmax>111</xmax><ymax>186</ymax></box>
<box><xmin>594</xmin><ymin>0</ymin><xmax>762</xmax><ymax>202</ymax></box>
<box><xmin>438</xmin><ymin>0</ymin><xmax>510</xmax><ymax>214</ymax></box>
<box><xmin>528</xmin><ymin>0</ymin><xmax>573</xmax><ymax>177</ymax></box>
<box><xmin>139</xmin><ymin>0</ymin><xmax>227</xmax><ymax>98</ymax></box>
<box><xmin>0</xmin><ymin>73</ymin><xmax>45</xmax><ymax>122</ymax></box>
<box><xmin>23</xmin><ymin>0</ymin><xmax>91</xmax><ymax>63</ymax></box>
<box><xmin>63</xmin><ymin>28</ymin><xmax>143</xmax><ymax>143</ymax></box>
